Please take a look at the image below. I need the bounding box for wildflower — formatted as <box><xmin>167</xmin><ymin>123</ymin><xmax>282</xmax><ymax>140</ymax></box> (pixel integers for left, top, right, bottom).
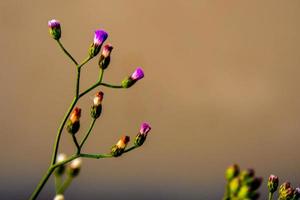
<box><xmin>268</xmin><ymin>174</ymin><xmax>279</xmax><ymax>194</ymax></box>
<box><xmin>54</xmin><ymin>194</ymin><xmax>64</xmax><ymax>200</ymax></box>
<box><xmin>89</xmin><ymin>29</ymin><xmax>108</xmax><ymax>58</ymax></box>
<box><xmin>48</xmin><ymin>19</ymin><xmax>61</xmax><ymax>40</ymax></box>
<box><xmin>66</xmin><ymin>107</ymin><xmax>81</xmax><ymax>134</ymax></box>
<box><xmin>68</xmin><ymin>158</ymin><xmax>82</xmax><ymax>177</ymax></box>
<box><xmin>55</xmin><ymin>153</ymin><xmax>67</xmax><ymax>175</ymax></box>
<box><xmin>91</xmin><ymin>91</ymin><xmax>104</xmax><ymax>119</ymax></box>
<box><xmin>99</xmin><ymin>44</ymin><xmax>113</xmax><ymax>69</ymax></box>
<box><xmin>122</xmin><ymin>67</ymin><xmax>144</xmax><ymax>88</ymax></box>
<box><xmin>225</xmin><ymin>164</ymin><xmax>240</xmax><ymax>182</ymax></box>
<box><xmin>279</xmin><ymin>182</ymin><xmax>294</xmax><ymax>200</ymax></box>
<box><xmin>111</xmin><ymin>136</ymin><xmax>130</xmax><ymax>157</ymax></box>
<box><xmin>134</xmin><ymin>122</ymin><xmax>151</xmax><ymax>147</ymax></box>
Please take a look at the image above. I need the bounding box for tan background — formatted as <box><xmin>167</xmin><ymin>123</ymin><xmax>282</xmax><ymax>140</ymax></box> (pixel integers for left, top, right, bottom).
<box><xmin>0</xmin><ymin>0</ymin><xmax>299</xmax><ymax>199</ymax></box>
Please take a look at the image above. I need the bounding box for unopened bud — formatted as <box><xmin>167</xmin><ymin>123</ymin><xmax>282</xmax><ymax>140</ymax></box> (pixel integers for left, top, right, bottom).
<box><xmin>134</xmin><ymin>122</ymin><xmax>151</xmax><ymax>147</ymax></box>
<box><xmin>54</xmin><ymin>194</ymin><xmax>64</xmax><ymax>200</ymax></box>
<box><xmin>121</xmin><ymin>67</ymin><xmax>144</xmax><ymax>88</ymax></box>
<box><xmin>111</xmin><ymin>136</ymin><xmax>130</xmax><ymax>157</ymax></box>
<box><xmin>55</xmin><ymin>153</ymin><xmax>67</xmax><ymax>175</ymax></box>
<box><xmin>68</xmin><ymin>158</ymin><xmax>82</xmax><ymax>177</ymax></box>
<box><xmin>48</xmin><ymin>19</ymin><xmax>61</xmax><ymax>40</ymax></box>
<box><xmin>249</xmin><ymin>177</ymin><xmax>262</xmax><ymax>191</ymax></box>
<box><xmin>89</xmin><ymin>30</ymin><xmax>108</xmax><ymax>58</ymax></box>
<box><xmin>279</xmin><ymin>182</ymin><xmax>294</xmax><ymax>200</ymax></box>
<box><xmin>237</xmin><ymin>185</ymin><xmax>250</xmax><ymax>199</ymax></box>
<box><xmin>225</xmin><ymin>164</ymin><xmax>240</xmax><ymax>182</ymax></box>
<box><xmin>91</xmin><ymin>91</ymin><xmax>104</xmax><ymax>119</ymax></box>
<box><xmin>99</xmin><ymin>44</ymin><xmax>113</xmax><ymax>69</ymax></box>
<box><xmin>229</xmin><ymin>177</ymin><xmax>241</xmax><ymax>196</ymax></box>
<box><xmin>66</xmin><ymin>107</ymin><xmax>81</xmax><ymax>134</ymax></box>
<box><xmin>240</xmin><ymin>169</ymin><xmax>255</xmax><ymax>184</ymax></box>
<box><xmin>268</xmin><ymin>174</ymin><xmax>279</xmax><ymax>194</ymax></box>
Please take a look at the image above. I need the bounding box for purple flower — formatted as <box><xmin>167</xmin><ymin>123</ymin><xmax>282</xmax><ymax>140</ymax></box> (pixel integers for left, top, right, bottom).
<box><xmin>48</xmin><ymin>19</ymin><xmax>61</xmax><ymax>40</ymax></box>
<box><xmin>295</xmin><ymin>187</ymin><xmax>300</xmax><ymax>199</ymax></box>
<box><xmin>140</xmin><ymin>122</ymin><xmax>151</xmax><ymax>135</ymax></box>
<box><xmin>93</xmin><ymin>30</ymin><xmax>108</xmax><ymax>46</ymax></box>
<box><xmin>131</xmin><ymin>67</ymin><xmax>144</xmax><ymax>81</ymax></box>
<box><xmin>48</xmin><ymin>19</ymin><xmax>60</xmax><ymax>28</ymax></box>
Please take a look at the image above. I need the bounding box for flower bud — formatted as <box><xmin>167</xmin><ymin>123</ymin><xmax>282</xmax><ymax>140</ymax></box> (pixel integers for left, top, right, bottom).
<box><xmin>68</xmin><ymin>158</ymin><xmax>82</xmax><ymax>177</ymax></box>
<box><xmin>121</xmin><ymin>67</ymin><xmax>144</xmax><ymax>88</ymax></box>
<box><xmin>134</xmin><ymin>122</ymin><xmax>151</xmax><ymax>147</ymax></box>
<box><xmin>237</xmin><ymin>185</ymin><xmax>251</xmax><ymax>199</ymax></box>
<box><xmin>249</xmin><ymin>177</ymin><xmax>262</xmax><ymax>191</ymax></box>
<box><xmin>48</xmin><ymin>19</ymin><xmax>61</xmax><ymax>40</ymax></box>
<box><xmin>89</xmin><ymin>29</ymin><xmax>108</xmax><ymax>58</ymax></box>
<box><xmin>91</xmin><ymin>91</ymin><xmax>104</xmax><ymax>119</ymax></box>
<box><xmin>55</xmin><ymin>153</ymin><xmax>67</xmax><ymax>175</ymax></box>
<box><xmin>229</xmin><ymin>177</ymin><xmax>241</xmax><ymax>196</ymax></box>
<box><xmin>98</xmin><ymin>44</ymin><xmax>113</xmax><ymax>69</ymax></box>
<box><xmin>225</xmin><ymin>164</ymin><xmax>240</xmax><ymax>182</ymax></box>
<box><xmin>54</xmin><ymin>194</ymin><xmax>64</xmax><ymax>200</ymax></box>
<box><xmin>240</xmin><ymin>169</ymin><xmax>255</xmax><ymax>184</ymax></box>
<box><xmin>279</xmin><ymin>182</ymin><xmax>294</xmax><ymax>200</ymax></box>
<box><xmin>268</xmin><ymin>174</ymin><xmax>279</xmax><ymax>194</ymax></box>
<box><xmin>111</xmin><ymin>136</ymin><xmax>130</xmax><ymax>157</ymax></box>
<box><xmin>66</xmin><ymin>107</ymin><xmax>81</xmax><ymax>134</ymax></box>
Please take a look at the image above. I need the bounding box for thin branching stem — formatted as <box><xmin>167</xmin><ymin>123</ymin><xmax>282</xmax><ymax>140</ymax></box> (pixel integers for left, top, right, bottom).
<box><xmin>101</xmin><ymin>82</ymin><xmax>123</xmax><ymax>88</ymax></box>
<box><xmin>56</xmin><ymin>40</ymin><xmax>78</xmax><ymax>66</ymax></box>
<box><xmin>79</xmin><ymin>119</ymin><xmax>97</xmax><ymax>150</ymax></box>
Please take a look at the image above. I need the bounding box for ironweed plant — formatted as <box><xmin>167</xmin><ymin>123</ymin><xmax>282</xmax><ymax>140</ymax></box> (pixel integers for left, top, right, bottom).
<box><xmin>223</xmin><ymin>164</ymin><xmax>300</xmax><ymax>200</ymax></box>
<box><xmin>29</xmin><ymin>19</ymin><xmax>152</xmax><ymax>200</ymax></box>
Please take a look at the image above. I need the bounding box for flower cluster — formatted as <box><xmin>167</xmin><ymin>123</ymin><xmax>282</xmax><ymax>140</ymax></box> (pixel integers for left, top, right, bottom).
<box><xmin>223</xmin><ymin>164</ymin><xmax>262</xmax><ymax>200</ymax></box>
<box><xmin>29</xmin><ymin>19</ymin><xmax>152</xmax><ymax>200</ymax></box>
<box><xmin>267</xmin><ymin>174</ymin><xmax>300</xmax><ymax>200</ymax></box>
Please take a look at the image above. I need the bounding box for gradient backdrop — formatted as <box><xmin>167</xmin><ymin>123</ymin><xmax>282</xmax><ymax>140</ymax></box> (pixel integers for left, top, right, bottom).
<box><xmin>0</xmin><ymin>0</ymin><xmax>299</xmax><ymax>199</ymax></box>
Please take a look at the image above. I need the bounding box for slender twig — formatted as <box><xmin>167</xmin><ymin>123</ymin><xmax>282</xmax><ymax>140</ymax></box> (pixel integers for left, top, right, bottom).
<box><xmin>72</xmin><ymin>134</ymin><xmax>80</xmax><ymax>153</ymax></box>
<box><xmin>79</xmin><ymin>119</ymin><xmax>97</xmax><ymax>150</ymax></box>
<box><xmin>268</xmin><ymin>192</ymin><xmax>273</xmax><ymax>200</ymax></box>
<box><xmin>79</xmin><ymin>69</ymin><xmax>104</xmax><ymax>98</ymax></box>
<box><xmin>51</xmin><ymin>97</ymin><xmax>78</xmax><ymax>165</ymax></box>
<box><xmin>101</xmin><ymin>82</ymin><xmax>123</xmax><ymax>88</ymax></box>
<box><xmin>57</xmin><ymin>176</ymin><xmax>73</xmax><ymax>194</ymax></box>
<box><xmin>124</xmin><ymin>145</ymin><xmax>138</xmax><ymax>153</ymax></box>
<box><xmin>54</xmin><ymin>174</ymin><xmax>62</xmax><ymax>194</ymax></box>
<box><xmin>80</xmin><ymin>153</ymin><xmax>113</xmax><ymax>159</ymax></box>
<box><xmin>56</xmin><ymin>40</ymin><xmax>78</xmax><ymax>66</ymax></box>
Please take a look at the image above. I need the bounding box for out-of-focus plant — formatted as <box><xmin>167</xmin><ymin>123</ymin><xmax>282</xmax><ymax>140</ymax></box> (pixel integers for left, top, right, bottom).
<box><xmin>29</xmin><ymin>19</ymin><xmax>152</xmax><ymax>200</ymax></box>
<box><xmin>267</xmin><ymin>175</ymin><xmax>299</xmax><ymax>200</ymax></box>
<box><xmin>223</xmin><ymin>165</ymin><xmax>300</xmax><ymax>200</ymax></box>
<box><xmin>223</xmin><ymin>164</ymin><xmax>262</xmax><ymax>200</ymax></box>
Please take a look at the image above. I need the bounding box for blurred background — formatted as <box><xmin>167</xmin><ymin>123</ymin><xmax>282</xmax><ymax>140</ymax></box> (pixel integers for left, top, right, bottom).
<box><xmin>0</xmin><ymin>0</ymin><xmax>299</xmax><ymax>199</ymax></box>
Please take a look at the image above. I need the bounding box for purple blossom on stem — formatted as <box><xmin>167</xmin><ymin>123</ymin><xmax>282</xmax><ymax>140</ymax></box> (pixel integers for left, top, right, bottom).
<box><xmin>140</xmin><ymin>122</ymin><xmax>151</xmax><ymax>135</ymax></box>
<box><xmin>131</xmin><ymin>67</ymin><xmax>144</xmax><ymax>81</ymax></box>
<box><xmin>48</xmin><ymin>19</ymin><xmax>60</xmax><ymax>28</ymax></box>
<box><xmin>93</xmin><ymin>30</ymin><xmax>108</xmax><ymax>46</ymax></box>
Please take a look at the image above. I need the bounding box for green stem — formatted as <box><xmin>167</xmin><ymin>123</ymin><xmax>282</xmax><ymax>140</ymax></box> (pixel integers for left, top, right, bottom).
<box><xmin>79</xmin><ymin>69</ymin><xmax>104</xmax><ymax>98</ymax></box>
<box><xmin>72</xmin><ymin>134</ymin><xmax>80</xmax><ymax>154</ymax></box>
<box><xmin>124</xmin><ymin>145</ymin><xmax>138</xmax><ymax>153</ymax></box>
<box><xmin>101</xmin><ymin>82</ymin><xmax>123</xmax><ymax>88</ymax></box>
<box><xmin>268</xmin><ymin>192</ymin><xmax>273</xmax><ymax>200</ymax></box>
<box><xmin>30</xmin><ymin>155</ymin><xmax>80</xmax><ymax>200</ymax></box>
<box><xmin>79</xmin><ymin>119</ymin><xmax>97</xmax><ymax>150</ymax></box>
<box><xmin>54</xmin><ymin>174</ymin><xmax>62</xmax><ymax>194</ymax></box>
<box><xmin>56</xmin><ymin>40</ymin><xmax>78</xmax><ymax>66</ymax></box>
<box><xmin>76</xmin><ymin>68</ymin><xmax>81</xmax><ymax>97</ymax></box>
<box><xmin>51</xmin><ymin>97</ymin><xmax>78</xmax><ymax>165</ymax></box>
<box><xmin>80</xmin><ymin>153</ymin><xmax>113</xmax><ymax>159</ymax></box>
<box><xmin>29</xmin><ymin>167</ymin><xmax>55</xmax><ymax>200</ymax></box>
<box><xmin>57</xmin><ymin>176</ymin><xmax>73</xmax><ymax>194</ymax></box>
